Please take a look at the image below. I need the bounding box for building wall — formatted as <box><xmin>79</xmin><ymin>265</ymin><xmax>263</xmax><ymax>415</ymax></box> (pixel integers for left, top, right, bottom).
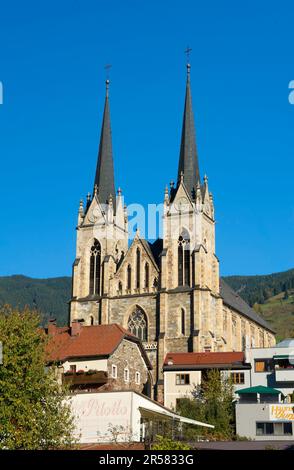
<box><xmin>63</xmin><ymin>358</ymin><xmax>108</xmax><ymax>373</ymax></box>
<box><xmin>236</xmin><ymin>403</ymin><xmax>294</xmax><ymax>440</ymax></box>
<box><xmin>245</xmin><ymin>346</ymin><xmax>294</xmax><ymax>399</ymax></box>
<box><xmin>107</xmin><ymin>339</ymin><xmax>149</xmax><ymax>394</ymax></box>
<box><xmin>164</xmin><ymin>370</ymin><xmax>201</xmax><ymax>410</ymax></box>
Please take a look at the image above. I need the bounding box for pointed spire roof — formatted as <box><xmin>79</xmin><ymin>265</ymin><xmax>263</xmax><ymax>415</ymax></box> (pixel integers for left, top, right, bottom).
<box><xmin>177</xmin><ymin>64</ymin><xmax>200</xmax><ymax>198</ymax></box>
<box><xmin>94</xmin><ymin>79</ymin><xmax>116</xmax><ymax>211</ymax></box>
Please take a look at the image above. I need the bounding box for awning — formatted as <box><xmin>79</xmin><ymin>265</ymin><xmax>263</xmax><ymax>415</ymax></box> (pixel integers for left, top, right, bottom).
<box><xmin>139</xmin><ymin>406</ymin><xmax>214</xmax><ymax>429</ymax></box>
<box><xmin>237</xmin><ymin>385</ymin><xmax>282</xmax><ymax>395</ymax></box>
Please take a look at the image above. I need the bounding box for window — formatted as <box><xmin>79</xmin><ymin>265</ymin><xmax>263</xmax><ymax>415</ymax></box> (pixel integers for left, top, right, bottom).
<box><xmin>69</xmin><ymin>365</ymin><xmax>76</xmax><ymax>373</ymax></box>
<box><xmin>176</xmin><ymin>374</ymin><xmax>190</xmax><ymax>385</ymax></box>
<box><xmin>89</xmin><ymin>239</ymin><xmax>101</xmax><ymax>295</ymax></box>
<box><xmin>136</xmin><ymin>248</ymin><xmax>140</xmax><ymax>289</ymax></box>
<box><xmin>255</xmin><ymin>359</ymin><xmax>274</xmax><ymax>373</ymax></box>
<box><xmin>144</xmin><ymin>263</ymin><xmax>149</xmax><ymax>289</ymax></box>
<box><xmin>181</xmin><ymin>308</ymin><xmax>185</xmax><ymax>335</ymax></box>
<box><xmin>127</xmin><ymin>264</ymin><xmax>132</xmax><ymax>290</ymax></box>
<box><xmin>124</xmin><ymin>368</ymin><xmax>129</xmax><ymax>382</ymax></box>
<box><xmin>135</xmin><ymin>371</ymin><xmax>141</xmax><ymax>384</ymax></box>
<box><xmin>111</xmin><ymin>365</ymin><xmax>117</xmax><ymax>379</ymax></box>
<box><xmin>178</xmin><ymin>230</ymin><xmax>190</xmax><ymax>286</ymax></box>
<box><xmin>128</xmin><ymin>307</ymin><xmax>147</xmax><ymax>341</ymax></box>
<box><xmin>256</xmin><ymin>422</ymin><xmax>293</xmax><ymax>436</ymax></box>
<box><xmin>231</xmin><ymin>372</ymin><xmax>245</xmax><ymax>384</ymax></box>
<box><xmin>89</xmin><ymin>315</ymin><xmax>94</xmax><ymax>326</ymax></box>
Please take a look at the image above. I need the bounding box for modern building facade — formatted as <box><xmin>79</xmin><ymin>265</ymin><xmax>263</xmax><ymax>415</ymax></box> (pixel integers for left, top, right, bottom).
<box><xmin>235</xmin><ymin>386</ymin><xmax>294</xmax><ymax>440</ymax></box>
<box><xmin>69</xmin><ymin>64</ymin><xmax>275</xmax><ymax>401</ymax></box>
<box><xmin>243</xmin><ymin>339</ymin><xmax>294</xmax><ymax>400</ymax></box>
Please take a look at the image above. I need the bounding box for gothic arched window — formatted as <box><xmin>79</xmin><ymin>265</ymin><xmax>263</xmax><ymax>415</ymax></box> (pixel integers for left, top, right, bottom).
<box><xmin>89</xmin><ymin>239</ymin><xmax>101</xmax><ymax>295</ymax></box>
<box><xmin>127</xmin><ymin>307</ymin><xmax>147</xmax><ymax>341</ymax></box>
<box><xmin>178</xmin><ymin>230</ymin><xmax>191</xmax><ymax>286</ymax></box>
<box><xmin>127</xmin><ymin>264</ymin><xmax>132</xmax><ymax>290</ymax></box>
<box><xmin>144</xmin><ymin>263</ymin><xmax>149</xmax><ymax>289</ymax></box>
<box><xmin>136</xmin><ymin>248</ymin><xmax>140</xmax><ymax>289</ymax></box>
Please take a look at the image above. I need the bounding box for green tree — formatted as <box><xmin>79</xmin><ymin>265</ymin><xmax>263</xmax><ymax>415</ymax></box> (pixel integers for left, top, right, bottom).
<box><xmin>0</xmin><ymin>305</ymin><xmax>76</xmax><ymax>449</ymax></box>
<box><xmin>152</xmin><ymin>435</ymin><xmax>191</xmax><ymax>450</ymax></box>
<box><xmin>177</xmin><ymin>369</ymin><xmax>235</xmax><ymax>440</ymax></box>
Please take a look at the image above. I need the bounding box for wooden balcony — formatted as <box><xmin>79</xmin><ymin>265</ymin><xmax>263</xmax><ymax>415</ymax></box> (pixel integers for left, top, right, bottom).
<box><xmin>63</xmin><ymin>371</ymin><xmax>108</xmax><ymax>386</ymax></box>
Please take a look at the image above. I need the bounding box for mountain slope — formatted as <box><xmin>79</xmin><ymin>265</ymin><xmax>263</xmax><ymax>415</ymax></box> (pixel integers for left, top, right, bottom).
<box><xmin>0</xmin><ymin>275</ymin><xmax>71</xmax><ymax>325</ymax></box>
<box><xmin>223</xmin><ymin>269</ymin><xmax>294</xmax><ymax>306</ymax></box>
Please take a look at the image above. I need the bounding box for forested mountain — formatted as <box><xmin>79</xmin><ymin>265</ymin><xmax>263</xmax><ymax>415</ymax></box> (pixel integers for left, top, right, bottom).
<box><xmin>224</xmin><ymin>268</ymin><xmax>294</xmax><ymax>306</ymax></box>
<box><xmin>0</xmin><ymin>275</ymin><xmax>71</xmax><ymax>326</ymax></box>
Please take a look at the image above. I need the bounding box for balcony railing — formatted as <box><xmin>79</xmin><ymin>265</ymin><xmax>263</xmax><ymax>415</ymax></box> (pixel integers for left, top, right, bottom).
<box><xmin>63</xmin><ymin>370</ymin><xmax>108</xmax><ymax>386</ymax></box>
<box><xmin>275</xmin><ymin>368</ymin><xmax>294</xmax><ymax>383</ymax></box>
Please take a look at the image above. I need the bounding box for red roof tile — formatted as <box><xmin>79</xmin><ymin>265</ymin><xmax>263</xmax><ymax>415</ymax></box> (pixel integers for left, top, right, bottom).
<box><xmin>45</xmin><ymin>323</ymin><xmax>136</xmax><ymax>362</ymax></box>
<box><xmin>164</xmin><ymin>351</ymin><xmax>245</xmax><ymax>366</ymax></box>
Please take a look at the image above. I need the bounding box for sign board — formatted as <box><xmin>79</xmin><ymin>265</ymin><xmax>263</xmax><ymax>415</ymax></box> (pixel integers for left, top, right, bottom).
<box><xmin>270</xmin><ymin>404</ymin><xmax>294</xmax><ymax>421</ymax></box>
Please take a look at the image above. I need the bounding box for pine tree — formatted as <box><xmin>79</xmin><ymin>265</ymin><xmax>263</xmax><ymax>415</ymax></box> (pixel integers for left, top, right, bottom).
<box><xmin>0</xmin><ymin>305</ymin><xmax>76</xmax><ymax>449</ymax></box>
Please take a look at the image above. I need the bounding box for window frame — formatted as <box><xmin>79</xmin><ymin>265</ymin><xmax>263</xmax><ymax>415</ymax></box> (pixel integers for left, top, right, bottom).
<box><xmin>176</xmin><ymin>373</ymin><xmax>190</xmax><ymax>386</ymax></box>
<box><xmin>135</xmin><ymin>371</ymin><xmax>141</xmax><ymax>385</ymax></box>
<box><xmin>111</xmin><ymin>364</ymin><xmax>117</xmax><ymax>379</ymax></box>
<box><xmin>124</xmin><ymin>368</ymin><xmax>129</xmax><ymax>383</ymax></box>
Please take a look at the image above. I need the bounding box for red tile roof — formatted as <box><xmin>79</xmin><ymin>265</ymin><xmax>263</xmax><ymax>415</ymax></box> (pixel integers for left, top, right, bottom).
<box><xmin>45</xmin><ymin>323</ymin><xmax>137</xmax><ymax>362</ymax></box>
<box><xmin>164</xmin><ymin>351</ymin><xmax>245</xmax><ymax>367</ymax></box>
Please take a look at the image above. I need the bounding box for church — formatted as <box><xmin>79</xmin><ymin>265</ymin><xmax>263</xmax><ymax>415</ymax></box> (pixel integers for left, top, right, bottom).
<box><xmin>69</xmin><ymin>64</ymin><xmax>275</xmax><ymax>401</ymax></box>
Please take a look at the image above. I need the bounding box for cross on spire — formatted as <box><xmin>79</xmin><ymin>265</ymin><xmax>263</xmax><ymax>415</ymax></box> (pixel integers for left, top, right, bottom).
<box><xmin>104</xmin><ymin>64</ymin><xmax>112</xmax><ymax>96</ymax></box>
<box><xmin>184</xmin><ymin>46</ymin><xmax>192</xmax><ymax>63</ymax></box>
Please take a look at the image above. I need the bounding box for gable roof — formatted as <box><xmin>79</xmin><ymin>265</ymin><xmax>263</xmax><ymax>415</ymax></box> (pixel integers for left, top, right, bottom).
<box><xmin>220</xmin><ymin>278</ymin><xmax>275</xmax><ymax>334</ymax></box>
<box><xmin>45</xmin><ymin>323</ymin><xmax>152</xmax><ymax>368</ymax></box>
<box><xmin>164</xmin><ymin>351</ymin><xmax>246</xmax><ymax>370</ymax></box>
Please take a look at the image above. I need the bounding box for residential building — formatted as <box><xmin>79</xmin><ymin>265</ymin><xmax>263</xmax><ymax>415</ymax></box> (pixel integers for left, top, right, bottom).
<box><xmin>244</xmin><ymin>339</ymin><xmax>294</xmax><ymax>401</ymax></box>
<box><xmin>45</xmin><ymin>320</ymin><xmax>152</xmax><ymax>395</ymax></box>
<box><xmin>163</xmin><ymin>351</ymin><xmax>250</xmax><ymax>409</ymax></box>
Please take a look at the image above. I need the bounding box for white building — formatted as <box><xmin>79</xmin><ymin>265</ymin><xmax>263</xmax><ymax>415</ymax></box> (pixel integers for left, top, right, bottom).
<box><xmin>69</xmin><ymin>390</ymin><xmax>214</xmax><ymax>443</ymax></box>
<box><xmin>163</xmin><ymin>351</ymin><xmax>250</xmax><ymax>409</ymax></box>
<box><xmin>235</xmin><ymin>386</ymin><xmax>294</xmax><ymax>440</ymax></box>
<box><xmin>244</xmin><ymin>339</ymin><xmax>294</xmax><ymax>401</ymax></box>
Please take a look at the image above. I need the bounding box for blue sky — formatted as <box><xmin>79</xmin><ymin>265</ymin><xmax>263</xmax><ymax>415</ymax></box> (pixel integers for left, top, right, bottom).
<box><xmin>0</xmin><ymin>0</ymin><xmax>293</xmax><ymax>278</ymax></box>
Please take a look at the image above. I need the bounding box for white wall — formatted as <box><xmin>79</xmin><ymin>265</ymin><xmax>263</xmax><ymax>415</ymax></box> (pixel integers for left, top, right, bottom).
<box><xmin>164</xmin><ymin>371</ymin><xmax>201</xmax><ymax>409</ymax></box>
<box><xmin>69</xmin><ymin>391</ymin><xmax>133</xmax><ymax>443</ymax></box>
<box><xmin>63</xmin><ymin>358</ymin><xmax>108</xmax><ymax>373</ymax></box>
<box><xmin>236</xmin><ymin>403</ymin><xmax>294</xmax><ymax>440</ymax></box>
<box><xmin>245</xmin><ymin>346</ymin><xmax>294</xmax><ymax>398</ymax></box>
<box><xmin>69</xmin><ymin>391</ymin><xmax>186</xmax><ymax>443</ymax></box>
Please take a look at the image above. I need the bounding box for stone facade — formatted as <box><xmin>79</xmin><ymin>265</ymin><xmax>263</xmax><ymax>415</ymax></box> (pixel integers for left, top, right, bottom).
<box><xmin>69</xmin><ymin>70</ymin><xmax>276</xmax><ymax>402</ymax></box>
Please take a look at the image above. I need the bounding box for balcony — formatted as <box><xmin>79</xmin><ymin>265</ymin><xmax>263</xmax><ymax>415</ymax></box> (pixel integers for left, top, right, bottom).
<box><xmin>63</xmin><ymin>370</ymin><xmax>108</xmax><ymax>387</ymax></box>
<box><xmin>275</xmin><ymin>368</ymin><xmax>294</xmax><ymax>383</ymax></box>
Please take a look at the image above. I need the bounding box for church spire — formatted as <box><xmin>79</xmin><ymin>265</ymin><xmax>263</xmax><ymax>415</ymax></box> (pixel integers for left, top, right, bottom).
<box><xmin>177</xmin><ymin>63</ymin><xmax>200</xmax><ymax>198</ymax></box>
<box><xmin>94</xmin><ymin>79</ymin><xmax>116</xmax><ymax>211</ymax></box>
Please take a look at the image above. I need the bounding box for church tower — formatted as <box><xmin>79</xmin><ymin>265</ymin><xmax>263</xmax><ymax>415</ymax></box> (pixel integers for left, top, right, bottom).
<box><xmin>70</xmin><ymin>79</ymin><xmax>128</xmax><ymax>325</ymax></box>
<box><xmin>69</xmin><ymin>66</ymin><xmax>275</xmax><ymax>401</ymax></box>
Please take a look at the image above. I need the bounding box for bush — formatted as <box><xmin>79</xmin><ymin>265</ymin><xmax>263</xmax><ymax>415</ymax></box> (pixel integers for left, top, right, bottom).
<box><xmin>152</xmin><ymin>435</ymin><xmax>191</xmax><ymax>450</ymax></box>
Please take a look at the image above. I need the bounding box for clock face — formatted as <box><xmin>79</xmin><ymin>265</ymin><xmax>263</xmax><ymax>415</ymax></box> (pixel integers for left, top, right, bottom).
<box><xmin>175</xmin><ymin>196</ymin><xmax>189</xmax><ymax>212</ymax></box>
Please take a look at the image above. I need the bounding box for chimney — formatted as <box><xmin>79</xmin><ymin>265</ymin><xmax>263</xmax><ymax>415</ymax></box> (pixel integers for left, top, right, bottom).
<box><xmin>47</xmin><ymin>319</ymin><xmax>57</xmax><ymax>336</ymax></box>
<box><xmin>71</xmin><ymin>320</ymin><xmax>83</xmax><ymax>337</ymax></box>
